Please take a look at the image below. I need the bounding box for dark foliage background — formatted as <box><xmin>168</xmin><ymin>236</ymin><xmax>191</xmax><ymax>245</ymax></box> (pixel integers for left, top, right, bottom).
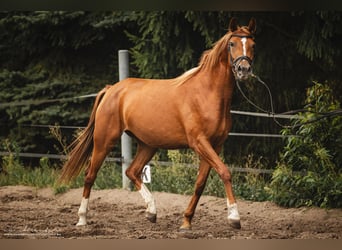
<box><xmin>1</xmin><ymin>11</ymin><xmax>341</xmax><ymax>167</ymax></box>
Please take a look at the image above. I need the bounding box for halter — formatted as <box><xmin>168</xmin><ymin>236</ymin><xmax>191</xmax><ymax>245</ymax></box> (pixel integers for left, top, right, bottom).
<box><xmin>228</xmin><ymin>34</ymin><xmax>254</xmax><ymax>69</ymax></box>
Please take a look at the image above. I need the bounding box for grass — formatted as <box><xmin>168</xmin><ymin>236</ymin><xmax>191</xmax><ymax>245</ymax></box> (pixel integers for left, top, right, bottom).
<box><xmin>0</xmin><ymin>155</ymin><xmax>58</xmax><ymax>188</ymax></box>
<box><xmin>0</xmin><ymin>151</ymin><xmax>271</xmax><ymax>202</ymax></box>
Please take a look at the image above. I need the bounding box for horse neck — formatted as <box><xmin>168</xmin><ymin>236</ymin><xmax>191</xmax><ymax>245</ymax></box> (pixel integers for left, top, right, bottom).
<box><xmin>198</xmin><ymin>61</ymin><xmax>235</xmax><ymax>100</ymax></box>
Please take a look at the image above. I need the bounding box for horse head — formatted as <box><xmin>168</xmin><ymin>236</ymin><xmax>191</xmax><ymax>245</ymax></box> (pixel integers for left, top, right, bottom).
<box><xmin>228</xmin><ymin>17</ymin><xmax>256</xmax><ymax>81</ymax></box>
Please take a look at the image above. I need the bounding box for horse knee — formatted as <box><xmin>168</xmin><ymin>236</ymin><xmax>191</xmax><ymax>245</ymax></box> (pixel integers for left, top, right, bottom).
<box><xmin>218</xmin><ymin>169</ymin><xmax>232</xmax><ymax>184</ymax></box>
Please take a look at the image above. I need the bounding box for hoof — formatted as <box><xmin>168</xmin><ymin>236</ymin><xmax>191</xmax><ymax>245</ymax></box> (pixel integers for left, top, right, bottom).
<box><xmin>177</xmin><ymin>227</ymin><xmax>196</xmax><ymax>239</ymax></box>
<box><xmin>146</xmin><ymin>212</ymin><xmax>157</xmax><ymax>223</ymax></box>
<box><xmin>179</xmin><ymin>225</ymin><xmax>192</xmax><ymax>232</ymax></box>
<box><xmin>76</xmin><ymin>221</ymin><xmax>87</xmax><ymax>227</ymax></box>
<box><xmin>179</xmin><ymin>220</ymin><xmax>192</xmax><ymax>231</ymax></box>
<box><xmin>228</xmin><ymin>219</ymin><xmax>241</xmax><ymax>229</ymax></box>
<box><xmin>76</xmin><ymin>215</ymin><xmax>87</xmax><ymax>226</ymax></box>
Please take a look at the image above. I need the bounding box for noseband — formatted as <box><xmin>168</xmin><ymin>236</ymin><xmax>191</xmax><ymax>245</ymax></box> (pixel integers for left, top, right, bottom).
<box><xmin>228</xmin><ymin>34</ymin><xmax>254</xmax><ymax>69</ymax></box>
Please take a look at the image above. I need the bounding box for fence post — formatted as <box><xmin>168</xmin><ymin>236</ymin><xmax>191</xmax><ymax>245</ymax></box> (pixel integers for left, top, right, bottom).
<box><xmin>118</xmin><ymin>50</ymin><xmax>133</xmax><ymax>190</ymax></box>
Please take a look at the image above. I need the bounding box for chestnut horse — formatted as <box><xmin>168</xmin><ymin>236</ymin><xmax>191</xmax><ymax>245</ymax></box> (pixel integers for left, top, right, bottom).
<box><xmin>60</xmin><ymin>17</ymin><xmax>256</xmax><ymax>230</ymax></box>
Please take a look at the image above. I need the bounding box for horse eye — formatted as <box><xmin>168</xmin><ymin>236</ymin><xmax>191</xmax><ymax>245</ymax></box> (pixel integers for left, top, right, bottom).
<box><xmin>229</xmin><ymin>42</ymin><xmax>234</xmax><ymax>47</ymax></box>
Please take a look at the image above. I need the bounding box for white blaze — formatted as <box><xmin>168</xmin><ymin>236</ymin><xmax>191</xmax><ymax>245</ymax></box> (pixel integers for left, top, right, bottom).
<box><xmin>241</xmin><ymin>37</ymin><xmax>247</xmax><ymax>56</ymax></box>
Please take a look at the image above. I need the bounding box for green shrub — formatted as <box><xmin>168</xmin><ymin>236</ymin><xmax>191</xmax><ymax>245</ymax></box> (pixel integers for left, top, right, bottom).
<box><xmin>232</xmin><ymin>155</ymin><xmax>271</xmax><ymax>201</ymax></box>
<box><xmin>268</xmin><ymin>82</ymin><xmax>342</xmax><ymax>208</ymax></box>
<box><xmin>149</xmin><ymin>150</ymin><xmax>270</xmax><ymax>201</ymax></box>
<box><xmin>0</xmin><ymin>155</ymin><xmax>59</xmax><ymax>188</ymax></box>
<box><xmin>147</xmin><ymin>150</ymin><xmax>198</xmax><ymax>195</ymax></box>
<box><xmin>1</xmin><ymin>148</ymin><xmax>271</xmax><ymax>202</ymax></box>
<box><xmin>93</xmin><ymin>163</ymin><xmax>122</xmax><ymax>190</ymax></box>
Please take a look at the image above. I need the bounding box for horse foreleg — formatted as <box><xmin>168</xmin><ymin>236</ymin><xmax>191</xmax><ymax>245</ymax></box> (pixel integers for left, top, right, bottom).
<box><xmin>191</xmin><ymin>136</ymin><xmax>241</xmax><ymax>229</ymax></box>
<box><xmin>125</xmin><ymin>143</ymin><xmax>157</xmax><ymax>223</ymax></box>
<box><xmin>180</xmin><ymin>159</ymin><xmax>211</xmax><ymax>230</ymax></box>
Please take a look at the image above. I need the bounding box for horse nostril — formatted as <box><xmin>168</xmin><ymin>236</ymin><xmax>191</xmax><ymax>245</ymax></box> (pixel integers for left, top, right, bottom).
<box><xmin>238</xmin><ymin>65</ymin><xmax>242</xmax><ymax>72</ymax></box>
<box><xmin>242</xmin><ymin>66</ymin><xmax>251</xmax><ymax>73</ymax></box>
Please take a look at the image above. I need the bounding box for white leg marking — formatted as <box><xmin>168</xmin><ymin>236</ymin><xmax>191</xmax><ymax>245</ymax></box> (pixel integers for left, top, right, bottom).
<box><xmin>227</xmin><ymin>199</ymin><xmax>240</xmax><ymax>221</ymax></box>
<box><xmin>241</xmin><ymin>37</ymin><xmax>247</xmax><ymax>56</ymax></box>
<box><xmin>139</xmin><ymin>183</ymin><xmax>156</xmax><ymax>214</ymax></box>
<box><xmin>76</xmin><ymin>198</ymin><xmax>89</xmax><ymax>226</ymax></box>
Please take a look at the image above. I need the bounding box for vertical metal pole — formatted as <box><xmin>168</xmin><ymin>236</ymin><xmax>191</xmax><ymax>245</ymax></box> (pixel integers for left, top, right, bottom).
<box><xmin>119</xmin><ymin>50</ymin><xmax>133</xmax><ymax>190</ymax></box>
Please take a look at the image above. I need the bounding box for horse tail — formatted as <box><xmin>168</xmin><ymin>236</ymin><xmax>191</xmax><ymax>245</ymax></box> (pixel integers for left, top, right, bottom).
<box><xmin>59</xmin><ymin>85</ymin><xmax>111</xmax><ymax>183</ymax></box>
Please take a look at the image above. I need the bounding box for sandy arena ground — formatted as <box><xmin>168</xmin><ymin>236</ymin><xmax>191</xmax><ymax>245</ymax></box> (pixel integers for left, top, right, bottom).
<box><xmin>0</xmin><ymin>185</ymin><xmax>341</xmax><ymax>239</ymax></box>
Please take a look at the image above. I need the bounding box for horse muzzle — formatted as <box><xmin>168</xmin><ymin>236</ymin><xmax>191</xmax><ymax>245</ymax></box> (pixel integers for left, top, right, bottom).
<box><xmin>232</xmin><ymin>56</ymin><xmax>253</xmax><ymax>81</ymax></box>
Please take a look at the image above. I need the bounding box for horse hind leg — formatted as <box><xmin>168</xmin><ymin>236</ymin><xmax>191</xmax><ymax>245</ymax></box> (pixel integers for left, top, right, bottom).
<box><xmin>125</xmin><ymin>142</ymin><xmax>157</xmax><ymax>223</ymax></box>
<box><xmin>76</xmin><ymin>150</ymin><xmax>108</xmax><ymax>226</ymax></box>
<box><xmin>77</xmin><ymin>127</ymin><xmax>121</xmax><ymax>226</ymax></box>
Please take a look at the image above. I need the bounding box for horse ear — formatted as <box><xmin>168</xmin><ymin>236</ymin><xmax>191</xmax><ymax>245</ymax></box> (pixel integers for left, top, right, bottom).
<box><xmin>248</xmin><ymin>17</ymin><xmax>257</xmax><ymax>34</ymax></box>
<box><xmin>228</xmin><ymin>17</ymin><xmax>238</xmax><ymax>32</ymax></box>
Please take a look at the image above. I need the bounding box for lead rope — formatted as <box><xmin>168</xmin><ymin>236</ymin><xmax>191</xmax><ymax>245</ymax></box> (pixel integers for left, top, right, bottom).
<box><xmin>236</xmin><ymin>74</ymin><xmax>290</xmax><ymax>128</ymax></box>
<box><xmin>236</xmin><ymin>74</ymin><xmax>342</xmax><ymax>129</ymax></box>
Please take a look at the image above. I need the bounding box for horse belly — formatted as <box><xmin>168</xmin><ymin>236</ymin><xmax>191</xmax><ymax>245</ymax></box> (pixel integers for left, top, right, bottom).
<box><xmin>136</xmin><ymin>130</ymin><xmax>188</xmax><ymax>149</ymax></box>
<box><xmin>127</xmin><ymin>113</ymin><xmax>188</xmax><ymax>148</ymax></box>
<box><xmin>122</xmin><ymin>87</ymin><xmax>188</xmax><ymax>148</ymax></box>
